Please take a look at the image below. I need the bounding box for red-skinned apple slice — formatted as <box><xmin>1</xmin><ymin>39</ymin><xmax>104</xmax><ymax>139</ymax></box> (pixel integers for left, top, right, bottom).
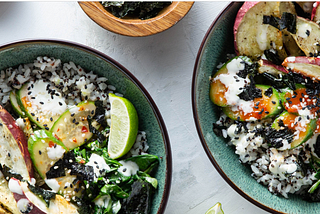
<box><xmin>233</xmin><ymin>2</ymin><xmax>287</xmax><ymax>60</ymax></box>
<box><xmin>282</xmin><ymin>56</ymin><xmax>320</xmax><ymax>80</ymax></box>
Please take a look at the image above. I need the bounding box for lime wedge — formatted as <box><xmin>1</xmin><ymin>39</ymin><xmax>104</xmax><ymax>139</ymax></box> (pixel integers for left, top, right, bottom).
<box><xmin>205</xmin><ymin>202</ymin><xmax>224</xmax><ymax>214</ymax></box>
<box><xmin>108</xmin><ymin>93</ymin><xmax>138</xmax><ymax>159</ymax></box>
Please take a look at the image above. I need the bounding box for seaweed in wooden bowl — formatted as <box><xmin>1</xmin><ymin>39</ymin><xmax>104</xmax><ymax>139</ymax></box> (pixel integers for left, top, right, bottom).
<box><xmin>79</xmin><ymin>1</ymin><xmax>194</xmax><ymax>37</ymax></box>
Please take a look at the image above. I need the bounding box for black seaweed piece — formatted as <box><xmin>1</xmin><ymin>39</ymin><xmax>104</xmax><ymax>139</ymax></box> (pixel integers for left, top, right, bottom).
<box><xmin>238</xmin><ymin>75</ymin><xmax>262</xmax><ymax>101</ymax></box>
<box><xmin>262</xmin><ymin>72</ymin><xmax>296</xmax><ymax>90</ymax></box>
<box><xmin>281</xmin><ymin>12</ymin><xmax>297</xmax><ymax>34</ymax></box>
<box><xmin>264</xmin><ymin>87</ymin><xmax>273</xmax><ymax>97</ymax></box>
<box><xmin>93</xmin><ymin>100</ymin><xmax>108</xmax><ymax>127</ymax></box>
<box><xmin>236</xmin><ymin>62</ymin><xmax>258</xmax><ymax>78</ymax></box>
<box><xmin>264</xmin><ymin>49</ymin><xmax>283</xmax><ymax>65</ymax></box>
<box><xmin>118</xmin><ymin>180</ymin><xmax>153</xmax><ymax>214</ymax></box>
<box><xmin>263</xmin><ymin>13</ymin><xmax>297</xmax><ymax>34</ymax></box>
<box><xmin>103</xmin><ymin>2</ymin><xmax>171</xmax><ymax>20</ymax></box>
<box><xmin>0</xmin><ymin>164</ymin><xmax>23</xmax><ymax>181</ymax></box>
<box><xmin>87</xmin><ymin>115</ymin><xmax>106</xmax><ymax>143</ymax></box>
<box><xmin>263</xmin><ymin>15</ymin><xmax>280</xmax><ymax>29</ymax></box>
<box><xmin>264</xmin><ymin>126</ymin><xmax>294</xmax><ymax>148</ymax></box>
<box><xmin>46</xmin><ymin>158</ymin><xmax>66</xmax><ymax>179</ymax></box>
<box><xmin>46</xmin><ymin>152</ymin><xmax>94</xmax><ymax>182</ymax></box>
<box><xmin>28</xmin><ymin>183</ymin><xmax>56</xmax><ymax>207</ymax></box>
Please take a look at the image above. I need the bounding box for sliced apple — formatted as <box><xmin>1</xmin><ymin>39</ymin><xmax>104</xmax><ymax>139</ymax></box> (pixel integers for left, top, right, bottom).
<box><xmin>282</xmin><ymin>56</ymin><xmax>320</xmax><ymax>80</ymax></box>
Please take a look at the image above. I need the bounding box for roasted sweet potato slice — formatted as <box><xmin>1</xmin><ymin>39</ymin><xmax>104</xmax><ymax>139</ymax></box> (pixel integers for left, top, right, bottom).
<box><xmin>234</xmin><ymin>2</ymin><xmax>287</xmax><ymax>60</ymax></box>
<box><xmin>282</xmin><ymin>56</ymin><xmax>320</xmax><ymax>80</ymax></box>
<box><xmin>291</xmin><ymin>17</ymin><xmax>320</xmax><ymax>57</ymax></box>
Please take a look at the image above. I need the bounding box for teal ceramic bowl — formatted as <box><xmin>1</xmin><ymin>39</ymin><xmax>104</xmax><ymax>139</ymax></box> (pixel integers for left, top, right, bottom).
<box><xmin>193</xmin><ymin>2</ymin><xmax>320</xmax><ymax>214</ymax></box>
<box><xmin>0</xmin><ymin>39</ymin><xmax>171</xmax><ymax>214</ymax></box>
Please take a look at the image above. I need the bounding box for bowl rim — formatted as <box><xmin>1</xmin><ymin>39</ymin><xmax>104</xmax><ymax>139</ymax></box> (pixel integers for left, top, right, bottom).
<box><xmin>192</xmin><ymin>3</ymin><xmax>283</xmax><ymax>214</ymax></box>
<box><xmin>0</xmin><ymin>38</ymin><xmax>172</xmax><ymax>214</ymax></box>
<box><xmin>78</xmin><ymin>1</ymin><xmax>194</xmax><ymax>37</ymax></box>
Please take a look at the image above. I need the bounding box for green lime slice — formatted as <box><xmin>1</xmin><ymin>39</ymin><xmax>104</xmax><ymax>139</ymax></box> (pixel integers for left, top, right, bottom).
<box><xmin>205</xmin><ymin>202</ymin><xmax>224</xmax><ymax>214</ymax></box>
<box><xmin>108</xmin><ymin>93</ymin><xmax>138</xmax><ymax>159</ymax></box>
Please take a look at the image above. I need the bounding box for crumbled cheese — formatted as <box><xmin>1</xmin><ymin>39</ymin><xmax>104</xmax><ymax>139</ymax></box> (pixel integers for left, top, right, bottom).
<box><xmin>47</xmin><ymin>144</ymin><xmax>65</xmax><ymax>160</ymax></box>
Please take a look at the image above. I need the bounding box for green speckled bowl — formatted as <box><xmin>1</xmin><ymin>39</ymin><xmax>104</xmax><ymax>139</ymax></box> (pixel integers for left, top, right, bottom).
<box><xmin>0</xmin><ymin>39</ymin><xmax>171</xmax><ymax>214</ymax></box>
<box><xmin>193</xmin><ymin>2</ymin><xmax>320</xmax><ymax>214</ymax></box>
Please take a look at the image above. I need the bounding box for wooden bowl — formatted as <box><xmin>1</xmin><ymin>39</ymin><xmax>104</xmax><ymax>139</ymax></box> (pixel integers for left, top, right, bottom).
<box><xmin>79</xmin><ymin>1</ymin><xmax>194</xmax><ymax>37</ymax></box>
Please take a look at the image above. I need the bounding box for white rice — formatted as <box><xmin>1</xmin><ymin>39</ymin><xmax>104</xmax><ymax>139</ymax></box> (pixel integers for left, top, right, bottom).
<box><xmin>219</xmin><ymin>114</ymin><xmax>317</xmax><ymax>198</ymax></box>
<box><xmin>0</xmin><ymin>56</ymin><xmax>148</xmax><ymax>155</ymax></box>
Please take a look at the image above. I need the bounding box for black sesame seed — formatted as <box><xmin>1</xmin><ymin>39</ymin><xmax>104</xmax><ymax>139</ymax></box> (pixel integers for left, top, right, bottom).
<box><xmin>59</xmin><ymin>102</ymin><xmax>63</xmax><ymax>106</ymax></box>
<box><xmin>45</xmin><ymin>127</ymin><xmax>49</xmax><ymax>130</ymax></box>
<box><xmin>40</xmin><ymin>101</ymin><xmax>44</xmax><ymax>105</ymax></box>
<box><xmin>272</xmin><ymin>101</ymin><xmax>276</xmax><ymax>105</ymax></box>
<box><xmin>28</xmin><ymin>91</ymin><xmax>32</xmax><ymax>95</ymax></box>
<box><xmin>31</xmin><ymin>113</ymin><xmax>35</xmax><ymax>116</ymax></box>
<box><xmin>8</xmin><ymin>153</ymin><xmax>10</xmax><ymax>157</ymax></box>
<box><xmin>72</xmin><ymin>118</ymin><xmax>76</xmax><ymax>123</ymax></box>
<box><xmin>39</xmin><ymin>150</ymin><xmax>42</xmax><ymax>155</ymax></box>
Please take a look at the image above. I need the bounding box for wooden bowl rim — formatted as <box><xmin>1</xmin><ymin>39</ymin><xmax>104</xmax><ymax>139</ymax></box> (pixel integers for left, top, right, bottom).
<box><xmin>79</xmin><ymin>1</ymin><xmax>194</xmax><ymax>37</ymax></box>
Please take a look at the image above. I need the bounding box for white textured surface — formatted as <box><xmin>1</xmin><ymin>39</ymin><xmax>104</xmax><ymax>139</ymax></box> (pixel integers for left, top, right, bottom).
<box><xmin>0</xmin><ymin>2</ymin><xmax>269</xmax><ymax>214</ymax></box>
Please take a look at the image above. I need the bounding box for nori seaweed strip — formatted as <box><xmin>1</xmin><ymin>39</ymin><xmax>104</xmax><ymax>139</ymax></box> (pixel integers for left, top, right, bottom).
<box><xmin>0</xmin><ymin>164</ymin><xmax>23</xmax><ymax>181</ymax></box>
<box><xmin>238</xmin><ymin>75</ymin><xmax>262</xmax><ymax>101</ymax></box>
<box><xmin>263</xmin><ymin>15</ymin><xmax>280</xmax><ymax>29</ymax></box>
<box><xmin>46</xmin><ymin>152</ymin><xmax>95</xmax><ymax>182</ymax></box>
<box><xmin>28</xmin><ymin>183</ymin><xmax>56</xmax><ymax>207</ymax></box>
<box><xmin>87</xmin><ymin>115</ymin><xmax>106</xmax><ymax>143</ymax></box>
<box><xmin>93</xmin><ymin>100</ymin><xmax>108</xmax><ymax>127</ymax></box>
<box><xmin>263</xmin><ymin>12</ymin><xmax>296</xmax><ymax>34</ymax></box>
<box><xmin>264</xmin><ymin>49</ymin><xmax>283</xmax><ymax>65</ymax></box>
<box><xmin>119</xmin><ymin>180</ymin><xmax>153</xmax><ymax>214</ymax></box>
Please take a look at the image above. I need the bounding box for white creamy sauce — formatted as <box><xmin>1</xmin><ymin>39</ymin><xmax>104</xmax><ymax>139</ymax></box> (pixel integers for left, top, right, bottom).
<box><xmin>17</xmin><ymin>199</ymin><xmax>32</xmax><ymax>213</ymax></box>
<box><xmin>29</xmin><ymin>80</ymin><xmax>67</xmax><ymax>116</ymax></box>
<box><xmin>8</xmin><ymin>178</ymin><xmax>23</xmax><ymax>195</ymax></box>
<box><xmin>214</xmin><ymin>58</ymin><xmax>254</xmax><ymax>114</ymax></box>
<box><xmin>86</xmin><ymin>154</ymin><xmax>111</xmax><ymax>180</ymax></box>
<box><xmin>94</xmin><ymin>195</ymin><xmax>111</xmax><ymax>208</ymax></box>
<box><xmin>45</xmin><ymin>178</ymin><xmax>60</xmax><ymax>193</ymax></box>
<box><xmin>256</xmin><ymin>24</ymin><xmax>269</xmax><ymax>51</ymax></box>
<box><xmin>47</xmin><ymin>144</ymin><xmax>65</xmax><ymax>160</ymax></box>
<box><xmin>297</xmin><ymin>23</ymin><xmax>312</xmax><ymax>38</ymax></box>
<box><xmin>118</xmin><ymin>160</ymin><xmax>139</xmax><ymax>177</ymax></box>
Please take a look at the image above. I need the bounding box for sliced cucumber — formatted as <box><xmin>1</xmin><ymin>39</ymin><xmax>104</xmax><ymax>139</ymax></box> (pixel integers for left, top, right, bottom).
<box><xmin>223</xmin><ymin>85</ymin><xmax>282</xmax><ymax>121</ymax></box>
<box><xmin>210</xmin><ymin>56</ymin><xmax>252</xmax><ymax>107</ymax></box>
<box><xmin>17</xmin><ymin>80</ymin><xmax>68</xmax><ymax>130</ymax></box>
<box><xmin>9</xmin><ymin>90</ymin><xmax>24</xmax><ymax>117</ymax></box>
<box><xmin>28</xmin><ymin>130</ymin><xmax>82</xmax><ymax>197</ymax></box>
<box><xmin>272</xmin><ymin>111</ymin><xmax>317</xmax><ymax>149</ymax></box>
<box><xmin>51</xmin><ymin>101</ymin><xmax>100</xmax><ymax>150</ymax></box>
<box><xmin>280</xmin><ymin>84</ymin><xmax>318</xmax><ymax>115</ymax></box>
<box><xmin>28</xmin><ymin>129</ymin><xmax>68</xmax><ymax>178</ymax></box>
